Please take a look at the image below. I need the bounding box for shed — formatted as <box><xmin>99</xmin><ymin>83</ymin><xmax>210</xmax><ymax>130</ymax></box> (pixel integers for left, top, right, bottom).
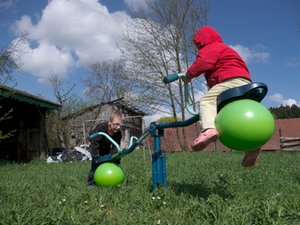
<box><xmin>64</xmin><ymin>98</ymin><xmax>146</xmax><ymax>149</ymax></box>
<box><xmin>0</xmin><ymin>84</ymin><xmax>61</xmax><ymax>161</ymax></box>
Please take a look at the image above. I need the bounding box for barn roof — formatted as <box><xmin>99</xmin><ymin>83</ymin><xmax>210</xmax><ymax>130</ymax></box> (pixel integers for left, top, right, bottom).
<box><xmin>62</xmin><ymin>97</ymin><xmax>147</xmax><ymax>120</ymax></box>
<box><xmin>0</xmin><ymin>84</ymin><xmax>61</xmax><ymax>110</ymax></box>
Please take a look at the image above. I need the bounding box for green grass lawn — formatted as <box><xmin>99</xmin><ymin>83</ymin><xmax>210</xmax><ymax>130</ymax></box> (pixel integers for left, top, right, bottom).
<box><xmin>1</xmin><ymin>150</ymin><xmax>300</xmax><ymax>225</ymax></box>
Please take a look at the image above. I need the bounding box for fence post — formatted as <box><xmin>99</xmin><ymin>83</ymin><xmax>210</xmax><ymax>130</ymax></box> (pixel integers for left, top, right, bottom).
<box><xmin>279</xmin><ymin>128</ymin><xmax>283</xmax><ymax>151</ymax></box>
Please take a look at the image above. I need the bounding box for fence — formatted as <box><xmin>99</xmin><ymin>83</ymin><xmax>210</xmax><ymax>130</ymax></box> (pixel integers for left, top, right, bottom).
<box><xmin>279</xmin><ymin>128</ymin><xmax>300</xmax><ymax>150</ymax></box>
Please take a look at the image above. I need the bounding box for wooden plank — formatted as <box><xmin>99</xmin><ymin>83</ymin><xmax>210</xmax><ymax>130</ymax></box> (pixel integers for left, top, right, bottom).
<box><xmin>281</xmin><ymin>143</ymin><xmax>300</xmax><ymax>148</ymax></box>
<box><xmin>280</xmin><ymin>137</ymin><xmax>300</xmax><ymax>142</ymax></box>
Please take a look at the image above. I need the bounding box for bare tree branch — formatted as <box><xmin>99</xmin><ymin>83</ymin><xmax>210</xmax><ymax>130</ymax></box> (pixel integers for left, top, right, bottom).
<box><xmin>121</xmin><ymin>0</ymin><xmax>208</xmax><ymax>116</ymax></box>
<box><xmin>121</xmin><ymin>0</ymin><xmax>209</xmax><ymax>149</ymax></box>
<box><xmin>0</xmin><ymin>33</ymin><xmax>28</xmax><ymax>86</ymax></box>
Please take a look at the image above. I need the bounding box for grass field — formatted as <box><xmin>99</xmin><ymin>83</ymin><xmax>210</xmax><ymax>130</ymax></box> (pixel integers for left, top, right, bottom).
<box><xmin>1</xmin><ymin>150</ymin><xmax>300</xmax><ymax>225</ymax></box>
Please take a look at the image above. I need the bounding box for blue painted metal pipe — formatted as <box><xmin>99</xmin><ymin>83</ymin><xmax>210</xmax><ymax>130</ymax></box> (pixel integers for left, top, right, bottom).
<box><xmin>155</xmin><ymin>114</ymin><xmax>199</xmax><ymax>129</ymax></box>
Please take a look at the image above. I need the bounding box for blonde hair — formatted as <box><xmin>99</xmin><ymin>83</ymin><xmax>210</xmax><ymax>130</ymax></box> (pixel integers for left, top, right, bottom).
<box><xmin>109</xmin><ymin>110</ymin><xmax>123</xmax><ymax>122</ymax></box>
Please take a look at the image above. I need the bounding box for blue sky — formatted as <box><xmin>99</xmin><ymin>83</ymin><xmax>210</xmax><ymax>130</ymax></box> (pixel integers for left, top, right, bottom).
<box><xmin>1</xmin><ymin>0</ymin><xmax>300</xmax><ymax>111</ymax></box>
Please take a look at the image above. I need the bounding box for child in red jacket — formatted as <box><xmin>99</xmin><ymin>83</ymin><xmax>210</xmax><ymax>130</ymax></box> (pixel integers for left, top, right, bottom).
<box><xmin>183</xmin><ymin>26</ymin><xmax>260</xmax><ymax>167</ymax></box>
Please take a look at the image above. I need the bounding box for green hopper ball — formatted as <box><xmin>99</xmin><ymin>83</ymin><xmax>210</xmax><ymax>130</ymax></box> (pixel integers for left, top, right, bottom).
<box><xmin>215</xmin><ymin>99</ymin><xmax>275</xmax><ymax>151</ymax></box>
<box><xmin>94</xmin><ymin>162</ymin><xmax>125</xmax><ymax>187</ymax></box>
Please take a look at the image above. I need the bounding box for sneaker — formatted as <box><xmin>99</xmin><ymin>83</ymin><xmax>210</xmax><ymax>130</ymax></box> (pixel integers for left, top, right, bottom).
<box><xmin>191</xmin><ymin>129</ymin><xmax>219</xmax><ymax>151</ymax></box>
<box><xmin>242</xmin><ymin>148</ymin><xmax>261</xmax><ymax>167</ymax></box>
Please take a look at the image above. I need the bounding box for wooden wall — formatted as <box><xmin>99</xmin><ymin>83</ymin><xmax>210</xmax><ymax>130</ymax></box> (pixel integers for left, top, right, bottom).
<box><xmin>0</xmin><ymin>98</ymin><xmax>48</xmax><ymax>161</ymax></box>
<box><xmin>65</xmin><ymin>102</ymin><xmax>144</xmax><ymax>149</ymax></box>
<box><xmin>146</xmin><ymin>118</ymin><xmax>300</xmax><ymax>152</ymax></box>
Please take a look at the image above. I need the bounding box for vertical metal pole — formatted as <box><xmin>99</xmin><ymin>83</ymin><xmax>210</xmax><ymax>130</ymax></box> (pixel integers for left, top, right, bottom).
<box><xmin>83</xmin><ymin>122</ymin><xmax>86</xmax><ymax>149</ymax></box>
<box><xmin>150</xmin><ymin>122</ymin><xmax>167</xmax><ymax>191</ymax></box>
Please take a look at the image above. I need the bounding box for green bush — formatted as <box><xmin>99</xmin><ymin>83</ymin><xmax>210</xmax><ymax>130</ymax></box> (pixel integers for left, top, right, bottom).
<box><xmin>156</xmin><ymin>116</ymin><xmax>181</xmax><ymax>123</ymax></box>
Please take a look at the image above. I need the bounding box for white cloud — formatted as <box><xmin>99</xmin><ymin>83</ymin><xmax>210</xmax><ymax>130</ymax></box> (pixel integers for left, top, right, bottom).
<box><xmin>268</xmin><ymin>93</ymin><xmax>284</xmax><ymax>103</ymax></box>
<box><xmin>230</xmin><ymin>44</ymin><xmax>270</xmax><ymax>64</ymax></box>
<box><xmin>0</xmin><ymin>0</ymin><xmax>17</xmax><ymax>9</ymax></box>
<box><xmin>286</xmin><ymin>59</ymin><xmax>300</xmax><ymax>68</ymax></box>
<box><xmin>15</xmin><ymin>39</ymin><xmax>74</xmax><ymax>83</ymax></box>
<box><xmin>268</xmin><ymin>93</ymin><xmax>300</xmax><ymax>107</ymax></box>
<box><xmin>282</xmin><ymin>99</ymin><xmax>299</xmax><ymax>106</ymax></box>
<box><xmin>12</xmin><ymin>0</ymin><xmax>132</xmax><ymax>83</ymax></box>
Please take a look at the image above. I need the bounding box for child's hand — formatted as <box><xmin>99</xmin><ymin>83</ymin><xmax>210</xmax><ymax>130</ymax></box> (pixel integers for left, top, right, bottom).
<box><xmin>182</xmin><ymin>76</ymin><xmax>191</xmax><ymax>83</ymax></box>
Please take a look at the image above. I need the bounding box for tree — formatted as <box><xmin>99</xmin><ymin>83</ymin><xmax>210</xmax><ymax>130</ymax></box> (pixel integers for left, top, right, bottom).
<box><xmin>0</xmin><ymin>34</ymin><xmax>27</xmax><ymax>142</ymax></box>
<box><xmin>121</xmin><ymin>0</ymin><xmax>208</xmax><ymax>149</ymax></box>
<box><xmin>83</xmin><ymin>59</ymin><xmax>134</xmax><ymax>127</ymax></box>
<box><xmin>84</xmin><ymin>59</ymin><xmax>129</xmax><ymax>104</ymax></box>
<box><xmin>0</xmin><ymin>46</ymin><xmax>17</xmax><ymax>142</ymax></box>
<box><xmin>0</xmin><ymin>44</ymin><xmax>18</xmax><ymax>87</ymax></box>
<box><xmin>47</xmin><ymin>75</ymin><xmax>90</xmax><ymax>148</ymax></box>
<box><xmin>269</xmin><ymin>104</ymin><xmax>300</xmax><ymax>119</ymax></box>
<box><xmin>0</xmin><ymin>108</ymin><xmax>15</xmax><ymax>141</ymax></box>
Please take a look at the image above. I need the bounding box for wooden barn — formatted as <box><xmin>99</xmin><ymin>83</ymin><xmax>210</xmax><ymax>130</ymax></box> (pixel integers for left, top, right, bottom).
<box><xmin>64</xmin><ymin>98</ymin><xmax>146</xmax><ymax>149</ymax></box>
<box><xmin>0</xmin><ymin>84</ymin><xmax>60</xmax><ymax>161</ymax></box>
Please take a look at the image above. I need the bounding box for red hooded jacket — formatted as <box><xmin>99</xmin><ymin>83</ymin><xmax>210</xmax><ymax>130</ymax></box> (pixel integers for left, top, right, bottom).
<box><xmin>186</xmin><ymin>26</ymin><xmax>251</xmax><ymax>88</ymax></box>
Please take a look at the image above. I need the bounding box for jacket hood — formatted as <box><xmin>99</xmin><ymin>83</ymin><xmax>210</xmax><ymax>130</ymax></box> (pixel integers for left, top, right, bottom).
<box><xmin>193</xmin><ymin>26</ymin><xmax>223</xmax><ymax>49</ymax></box>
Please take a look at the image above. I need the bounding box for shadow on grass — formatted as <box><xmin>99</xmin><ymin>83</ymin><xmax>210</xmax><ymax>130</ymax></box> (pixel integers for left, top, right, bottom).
<box><xmin>169</xmin><ymin>178</ymin><xmax>234</xmax><ymax>200</ymax></box>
